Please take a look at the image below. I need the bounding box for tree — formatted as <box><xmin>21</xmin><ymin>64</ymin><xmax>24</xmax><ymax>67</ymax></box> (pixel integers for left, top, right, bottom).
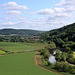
<box><xmin>61</xmin><ymin>52</ymin><xmax>67</xmax><ymax>62</ymax></box>
<box><xmin>55</xmin><ymin>50</ymin><xmax>61</xmax><ymax>61</ymax></box>
<box><xmin>55</xmin><ymin>38</ymin><xmax>64</xmax><ymax>48</ymax></box>
<box><xmin>44</xmin><ymin>50</ymin><xmax>50</xmax><ymax>59</ymax></box>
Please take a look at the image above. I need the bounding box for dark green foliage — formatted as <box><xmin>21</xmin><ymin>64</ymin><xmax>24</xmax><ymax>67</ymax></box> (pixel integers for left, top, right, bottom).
<box><xmin>41</xmin><ymin>22</ymin><xmax>75</xmax><ymax>51</ymax></box>
<box><xmin>40</xmin><ymin>49</ymin><xmax>50</xmax><ymax>66</ymax></box>
<box><xmin>40</xmin><ymin>23</ymin><xmax>75</xmax><ymax>74</ymax></box>
<box><xmin>54</xmin><ymin>38</ymin><xmax>64</xmax><ymax>48</ymax></box>
<box><xmin>48</xmin><ymin>41</ymin><xmax>56</xmax><ymax>49</ymax></box>
<box><xmin>62</xmin><ymin>41</ymin><xmax>75</xmax><ymax>51</ymax></box>
<box><xmin>55</xmin><ymin>51</ymin><xmax>68</xmax><ymax>62</ymax></box>
<box><xmin>54</xmin><ymin>61</ymin><xmax>75</xmax><ymax>74</ymax></box>
<box><xmin>67</xmin><ymin>57</ymin><xmax>75</xmax><ymax>65</ymax></box>
<box><xmin>40</xmin><ymin>49</ymin><xmax>50</xmax><ymax>59</ymax></box>
<box><xmin>45</xmin><ymin>41</ymin><xmax>56</xmax><ymax>53</ymax></box>
<box><xmin>65</xmin><ymin>47</ymin><xmax>71</xmax><ymax>52</ymax></box>
<box><xmin>61</xmin><ymin>52</ymin><xmax>67</xmax><ymax>62</ymax></box>
<box><xmin>55</xmin><ymin>50</ymin><xmax>61</xmax><ymax>61</ymax></box>
<box><xmin>44</xmin><ymin>49</ymin><xmax>50</xmax><ymax>59</ymax></box>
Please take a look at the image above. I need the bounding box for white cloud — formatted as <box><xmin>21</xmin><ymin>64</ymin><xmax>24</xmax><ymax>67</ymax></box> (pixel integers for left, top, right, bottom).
<box><xmin>55</xmin><ymin>0</ymin><xmax>65</xmax><ymax>7</ymax></box>
<box><xmin>55</xmin><ymin>13</ymin><xmax>74</xmax><ymax>19</ymax></box>
<box><xmin>2</xmin><ymin>21</ymin><xmax>18</xmax><ymax>25</ymax></box>
<box><xmin>55</xmin><ymin>0</ymin><xmax>75</xmax><ymax>13</ymax></box>
<box><xmin>4</xmin><ymin>17</ymin><xmax>10</xmax><ymax>20</ymax></box>
<box><xmin>6</xmin><ymin>11</ymin><xmax>21</xmax><ymax>15</ymax></box>
<box><xmin>30</xmin><ymin>0</ymin><xmax>75</xmax><ymax>30</ymax></box>
<box><xmin>0</xmin><ymin>17</ymin><xmax>10</xmax><ymax>20</ymax></box>
<box><xmin>56</xmin><ymin>0</ymin><xmax>75</xmax><ymax>7</ymax></box>
<box><xmin>2</xmin><ymin>2</ymin><xmax>29</xmax><ymax>10</ymax></box>
<box><xmin>37</xmin><ymin>9</ymin><xmax>54</xmax><ymax>15</ymax></box>
<box><xmin>1</xmin><ymin>0</ymin><xmax>75</xmax><ymax>31</ymax></box>
<box><xmin>55</xmin><ymin>7</ymin><xmax>66</xmax><ymax>13</ymax></box>
<box><xmin>3</xmin><ymin>2</ymin><xmax>17</xmax><ymax>7</ymax></box>
<box><xmin>19</xmin><ymin>17</ymin><xmax>26</xmax><ymax>20</ymax></box>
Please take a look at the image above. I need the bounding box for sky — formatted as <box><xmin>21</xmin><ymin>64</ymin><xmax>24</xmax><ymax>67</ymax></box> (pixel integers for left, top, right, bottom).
<box><xmin>0</xmin><ymin>0</ymin><xmax>75</xmax><ymax>31</ymax></box>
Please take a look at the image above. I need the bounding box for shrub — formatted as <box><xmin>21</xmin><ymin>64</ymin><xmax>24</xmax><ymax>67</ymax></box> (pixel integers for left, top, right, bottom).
<box><xmin>44</xmin><ymin>50</ymin><xmax>50</xmax><ymax>59</ymax></box>
<box><xmin>42</xmin><ymin>59</ymin><xmax>48</xmax><ymax>66</ymax></box>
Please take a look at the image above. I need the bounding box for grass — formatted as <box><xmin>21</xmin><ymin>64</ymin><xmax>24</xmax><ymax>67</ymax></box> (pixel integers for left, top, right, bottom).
<box><xmin>0</xmin><ymin>34</ymin><xmax>17</xmax><ymax>36</ymax></box>
<box><xmin>0</xmin><ymin>52</ymin><xmax>59</xmax><ymax>75</ymax></box>
<box><xmin>0</xmin><ymin>35</ymin><xmax>5</xmax><ymax>36</ymax></box>
<box><xmin>0</xmin><ymin>42</ymin><xmax>48</xmax><ymax>52</ymax></box>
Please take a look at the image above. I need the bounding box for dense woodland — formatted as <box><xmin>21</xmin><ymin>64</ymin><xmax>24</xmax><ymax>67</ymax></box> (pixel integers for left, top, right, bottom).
<box><xmin>40</xmin><ymin>23</ymin><xmax>75</xmax><ymax>74</ymax></box>
<box><xmin>41</xmin><ymin>23</ymin><xmax>75</xmax><ymax>51</ymax></box>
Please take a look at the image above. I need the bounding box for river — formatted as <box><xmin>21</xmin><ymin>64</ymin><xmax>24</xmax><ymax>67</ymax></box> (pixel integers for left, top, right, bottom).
<box><xmin>49</xmin><ymin>50</ymin><xmax>62</xmax><ymax>64</ymax></box>
<box><xmin>49</xmin><ymin>54</ymin><xmax>56</xmax><ymax>64</ymax></box>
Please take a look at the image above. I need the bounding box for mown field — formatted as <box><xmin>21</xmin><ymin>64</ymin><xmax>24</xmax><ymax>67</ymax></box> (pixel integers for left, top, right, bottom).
<box><xmin>0</xmin><ymin>42</ymin><xmax>48</xmax><ymax>52</ymax></box>
<box><xmin>0</xmin><ymin>52</ymin><xmax>59</xmax><ymax>75</ymax></box>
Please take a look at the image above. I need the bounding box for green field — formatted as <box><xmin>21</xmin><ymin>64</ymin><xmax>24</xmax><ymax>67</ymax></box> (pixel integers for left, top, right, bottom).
<box><xmin>0</xmin><ymin>52</ymin><xmax>59</xmax><ymax>75</ymax></box>
<box><xmin>0</xmin><ymin>42</ymin><xmax>59</xmax><ymax>75</ymax></box>
<box><xmin>0</xmin><ymin>42</ymin><xmax>48</xmax><ymax>52</ymax></box>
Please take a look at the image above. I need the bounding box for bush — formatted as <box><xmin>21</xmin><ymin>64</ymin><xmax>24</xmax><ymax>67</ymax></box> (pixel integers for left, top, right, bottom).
<box><xmin>40</xmin><ymin>50</ymin><xmax>45</xmax><ymax>55</ymax></box>
<box><xmin>65</xmin><ymin>47</ymin><xmax>71</xmax><ymax>52</ymax></box>
<box><xmin>44</xmin><ymin>50</ymin><xmax>50</xmax><ymax>59</ymax></box>
<box><xmin>70</xmin><ymin>69</ymin><xmax>75</xmax><ymax>74</ymax></box>
<box><xmin>42</xmin><ymin>59</ymin><xmax>48</xmax><ymax>66</ymax></box>
<box><xmin>54</xmin><ymin>61</ymin><xmax>75</xmax><ymax>74</ymax></box>
<box><xmin>67</xmin><ymin>58</ymin><xmax>75</xmax><ymax>65</ymax></box>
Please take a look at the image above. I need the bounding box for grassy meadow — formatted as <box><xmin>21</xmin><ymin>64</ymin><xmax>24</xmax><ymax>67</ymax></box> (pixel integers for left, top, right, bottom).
<box><xmin>0</xmin><ymin>42</ymin><xmax>48</xmax><ymax>52</ymax></box>
<box><xmin>0</xmin><ymin>52</ymin><xmax>59</xmax><ymax>75</ymax></box>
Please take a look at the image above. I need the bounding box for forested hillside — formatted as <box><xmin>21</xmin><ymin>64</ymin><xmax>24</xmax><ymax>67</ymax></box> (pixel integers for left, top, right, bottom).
<box><xmin>41</xmin><ymin>23</ymin><xmax>75</xmax><ymax>51</ymax></box>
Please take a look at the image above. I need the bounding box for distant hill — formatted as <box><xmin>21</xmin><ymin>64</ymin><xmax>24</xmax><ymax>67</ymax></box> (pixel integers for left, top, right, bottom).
<box><xmin>0</xmin><ymin>29</ymin><xmax>45</xmax><ymax>36</ymax></box>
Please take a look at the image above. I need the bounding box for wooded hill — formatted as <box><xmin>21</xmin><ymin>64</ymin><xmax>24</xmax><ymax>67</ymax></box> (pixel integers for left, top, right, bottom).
<box><xmin>0</xmin><ymin>29</ymin><xmax>44</xmax><ymax>36</ymax></box>
<box><xmin>41</xmin><ymin>23</ymin><xmax>75</xmax><ymax>51</ymax></box>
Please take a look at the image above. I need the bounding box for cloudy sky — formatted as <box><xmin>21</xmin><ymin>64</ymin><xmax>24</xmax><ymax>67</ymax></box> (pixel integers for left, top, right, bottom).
<box><xmin>0</xmin><ymin>0</ymin><xmax>75</xmax><ymax>31</ymax></box>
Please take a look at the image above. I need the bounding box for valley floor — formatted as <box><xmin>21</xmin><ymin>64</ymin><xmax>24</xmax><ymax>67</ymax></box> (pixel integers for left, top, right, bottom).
<box><xmin>0</xmin><ymin>52</ymin><xmax>59</xmax><ymax>75</ymax></box>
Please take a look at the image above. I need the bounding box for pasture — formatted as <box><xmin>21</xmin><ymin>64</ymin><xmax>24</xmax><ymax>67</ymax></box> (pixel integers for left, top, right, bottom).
<box><xmin>0</xmin><ymin>52</ymin><xmax>59</xmax><ymax>75</ymax></box>
<box><xmin>0</xmin><ymin>42</ymin><xmax>48</xmax><ymax>52</ymax></box>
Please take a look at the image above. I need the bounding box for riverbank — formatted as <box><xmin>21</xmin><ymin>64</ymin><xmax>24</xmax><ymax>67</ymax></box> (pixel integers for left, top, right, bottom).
<box><xmin>35</xmin><ymin>52</ymin><xmax>63</xmax><ymax>75</ymax></box>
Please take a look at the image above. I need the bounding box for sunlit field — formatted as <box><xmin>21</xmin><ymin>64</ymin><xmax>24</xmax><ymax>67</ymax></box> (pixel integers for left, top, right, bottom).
<box><xmin>0</xmin><ymin>52</ymin><xmax>58</xmax><ymax>75</ymax></box>
<box><xmin>0</xmin><ymin>42</ymin><xmax>48</xmax><ymax>52</ymax></box>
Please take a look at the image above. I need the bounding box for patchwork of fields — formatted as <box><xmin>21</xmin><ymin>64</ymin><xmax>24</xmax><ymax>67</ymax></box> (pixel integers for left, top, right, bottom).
<box><xmin>0</xmin><ymin>52</ymin><xmax>59</xmax><ymax>75</ymax></box>
<box><xmin>0</xmin><ymin>42</ymin><xmax>48</xmax><ymax>52</ymax></box>
<box><xmin>0</xmin><ymin>42</ymin><xmax>60</xmax><ymax>75</ymax></box>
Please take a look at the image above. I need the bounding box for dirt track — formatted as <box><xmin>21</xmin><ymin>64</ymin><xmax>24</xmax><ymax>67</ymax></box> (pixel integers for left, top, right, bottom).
<box><xmin>35</xmin><ymin>55</ymin><xmax>63</xmax><ymax>75</ymax></box>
